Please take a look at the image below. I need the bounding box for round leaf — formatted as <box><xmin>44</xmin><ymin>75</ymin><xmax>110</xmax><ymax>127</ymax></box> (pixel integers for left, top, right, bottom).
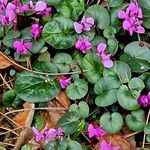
<box><xmin>100</xmin><ymin>112</ymin><xmax>123</xmax><ymax>133</ymax></box>
<box><xmin>113</xmin><ymin>61</ymin><xmax>131</xmax><ymax>83</ymax></box>
<box><xmin>144</xmin><ymin>124</ymin><xmax>150</xmax><ymax>134</ymax></box>
<box><xmin>14</xmin><ymin>71</ymin><xmax>60</xmax><ymax>103</ymax></box>
<box><xmin>107</xmin><ymin>38</ymin><xmax>118</xmax><ymax>55</ymax></box>
<box><xmin>126</xmin><ymin>109</ymin><xmax>145</xmax><ymax>131</ymax></box>
<box><xmin>117</xmin><ymin>85</ymin><xmax>140</xmax><ymax>110</ymax></box>
<box><xmin>81</xmin><ymin>53</ymin><xmax>103</xmax><ymax>83</ymax></box>
<box><xmin>85</xmin><ymin>5</ymin><xmax>110</xmax><ymax>29</ymax></box>
<box><xmin>42</xmin><ymin>17</ymin><xmax>76</xmax><ymax>49</ymax></box>
<box><xmin>128</xmin><ymin>77</ymin><xmax>145</xmax><ymax>91</ymax></box>
<box><xmin>108</xmin><ymin>0</ymin><xmax>124</xmax><ymax>7</ymax></box>
<box><xmin>57</xmin><ymin>111</ymin><xmax>81</xmax><ymax>135</ymax></box>
<box><xmin>78</xmin><ymin>101</ymin><xmax>89</xmax><ymax>119</ymax></box>
<box><xmin>146</xmin><ymin>134</ymin><xmax>150</xmax><ymax>143</ymax></box>
<box><xmin>53</xmin><ymin>53</ymin><xmax>72</xmax><ymax>73</ymax></box>
<box><xmin>66</xmin><ymin>79</ymin><xmax>88</xmax><ymax>100</ymax></box>
<box><xmin>95</xmin><ymin>89</ymin><xmax>118</xmax><ymax>107</ymax></box>
<box><xmin>103</xmin><ymin>26</ymin><xmax>116</xmax><ymax>39</ymax></box>
<box><xmin>67</xmin><ymin>140</ymin><xmax>83</xmax><ymax>150</ymax></box>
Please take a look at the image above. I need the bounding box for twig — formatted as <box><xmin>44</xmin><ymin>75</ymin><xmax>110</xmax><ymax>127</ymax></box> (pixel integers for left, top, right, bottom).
<box><xmin>142</xmin><ymin>109</ymin><xmax>150</xmax><ymax>149</ymax></box>
<box><xmin>0</xmin><ymin>51</ymin><xmax>88</xmax><ymax>76</ymax></box>
<box><xmin>0</xmin><ymin>126</ymin><xmax>23</xmax><ymax>136</ymax></box>
<box><xmin>97</xmin><ymin>0</ymin><xmax>101</xmax><ymax>5</ymax></box>
<box><xmin>0</xmin><ymin>112</ymin><xmax>20</xmax><ymax>127</ymax></box>
<box><xmin>5</xmin><ymin>107</ymin><xmax>67</xmax><ymax>116</ymax></box>
<box><xmin>0</xmin><ymin>79</ymin><xmax>15</xmax><ymax>88</ymax></box>
<box><xmin>124</xmin><ymin>131</ymin><xmax>139</xmax><ymax>139</ymax></box>
<box><xmin>0</xmin><ymin>73</ymin><xmax>12</xmax><ymax>89</ymax></box>
<box><xmin>0</xmin><ymin>126</ymin><xmax>19</xmax><ymax>136</ymax></box>
<box><xmin>81</xmin><ymin>133</ymin><xmax>91</xmax><ymax>143</ymax></box>
<box><xmin>0</xmin><ymin>142</ymin><xmax>14</xmax><ymax>147</ymax></box>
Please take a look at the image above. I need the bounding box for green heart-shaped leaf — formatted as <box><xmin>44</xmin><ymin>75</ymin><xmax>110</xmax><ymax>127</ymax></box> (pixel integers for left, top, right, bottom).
<box><xmin>100</xmin><ymin>112</ymin><xmax>123</xmax><ymax>133</ymax></box>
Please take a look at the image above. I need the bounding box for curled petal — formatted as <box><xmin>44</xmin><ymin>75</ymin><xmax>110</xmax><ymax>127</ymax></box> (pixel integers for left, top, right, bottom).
<box><xmin>118</xmin><ymin>11</ymin><xmax>127</xmax><ymax>19</ymax></box>
<box><xmin>74</xmin><ymin>22</ymin><xmax>83</xmax><ymax>33</ymax></box>
<box><xmin>34</xmin><ymin>1</ymin><xmax>46</xmax><ymax>11</ymax></box>
<box><xmin>97</xmin><ymin>43</ymin><xmax>106</xmax><ymax>54</ymax></box>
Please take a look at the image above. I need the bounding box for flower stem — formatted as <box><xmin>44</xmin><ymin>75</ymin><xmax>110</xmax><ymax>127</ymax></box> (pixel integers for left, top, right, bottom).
<box><xmin>137</xmin><ymin>33</ymin><xmax>141</xmax><ymax>41</ymax></box>
<box><xmin>142</xmin><ymin>108</ymin><xmax>150</xmax><ymax>149</ymax></box>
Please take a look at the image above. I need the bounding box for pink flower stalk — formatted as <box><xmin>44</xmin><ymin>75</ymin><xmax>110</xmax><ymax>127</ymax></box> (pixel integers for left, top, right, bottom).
<box><xmin>138</xmin><ymin>92</ymin><xmax>150</xmax><ymax>107</ymax></box>
<box><xmin>31</xmin><ymin>1</ymin><xmax>52</xmax><ymax>16</ymax></box>
<box><xmin>75</xmin><ymin>38</ymin><xmax>92</xmax><ymax>53</ymax></box>
<box><xmin>31</xmin><ymin>23</ymin><xmax>43</xmax><ymax>39</ymax></box>
<box><xmin>100</xmin><ymin>140</ymin><xmax>120</xmax><ymax>150</ymax></box>
<box><xmin>88</xmin><ymin>124</ymin><xmax>106</xmax><ymax>138</ymax></box>
<box><xmin>97</xmin><ymin>43</ymin><xmax>113</xmax><ymax>68</ymax></box>
<box><xmin>13</xmin><ymin>39</ymin><xmax>32</xmax><ymax>54</ymax></box>
<box><xmin>118</xmin><ymin>0</ymin><xmax>145</xmax><ymax>36</ymax></box>
<box><xmin>74</xmin><ymin>16</ymin><xmax>94</xmax><ymax>33</ymax></box>
<box><xmin>59</xmin><ymin>76</ymin><xmax>71</xmax><ymax>89</ymax></box>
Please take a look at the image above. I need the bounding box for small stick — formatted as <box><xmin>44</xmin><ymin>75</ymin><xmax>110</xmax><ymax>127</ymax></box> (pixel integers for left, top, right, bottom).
<box><xmin>124</xmin><ymin>131</ymin><xmax>139</xmax><ymax>139</ymax></box>
<box><xmin>0</xmin><ymin>142</ymin><xmax>14</xmax><ymax>147</ymax></box>
<box><xmin>5</xmin><ymin>107</ymin><xmax>67</xmax><ymax>115</ymax></box>
<box><xmin>0</xmin><ymin>73</ymin><xmax>11</xmax><ymax>89</ymax></box>
<box><xmin>142</xmin><ymin>109</ymin><xmax>150</xmax><ymax>149</ymax></box>
<box><xmin>0</xmin><ymin>112</ymin><xmax>20</xmax><ymax>127</ymax></box>
<box><xmin>0</xmin><ymin>126</ymin><xmax>19</xmax><ymax>136</ymax></box>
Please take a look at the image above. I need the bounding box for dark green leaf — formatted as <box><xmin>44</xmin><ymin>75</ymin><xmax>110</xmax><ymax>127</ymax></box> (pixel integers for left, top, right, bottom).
<box><xmin>67</xmin><ymin>140</ymin><xmax>83</xmax><ymax>150</ymax></box>
<box><xmin>117</xmin><ymin>85</ymin><xmax>140</xmax><ymax>110</ymax></box>
<box><xmin>85</xmin><ymin>5</ymin><xmax>110</xmax><ymax>29</ymax></box>
<box><xmin>53</xmin><ymin>53</ymin><xmax>72</xmax><ymax>73</ymax></box>
<box><xmin>100</xmin><ymin>112</ymin><xmax>123</xmax><ymax>133</ymax></box>
<box><xmin>108</xmin><ymin>0</ymin><xmax>124</xmax><ymax>7</ymax></box>
<box><xmin>42</xmin><ymin>17</ymin><xmax>76</xmax><ymax>49</ymax></box>
<box><xmin>57</xmin><ymin>111</ymin><xmax>81</xmax><ymax>135</ymax></box>
<box><xmin>126</xmin><ymin>109</ymin><xmax>145</xmax><ymax>131</ymax></box>
<box><xmin>144</xmin><ymin>124</ymin><xmax>150</xmax><ymax>134</ymax></box>
<box><xmin>81</xmin><ymin>53</ymin><xmax>103</xmax><ymax>83</ymax></box>
<box><xmin>14</xmin><ymin>71</ymin><xmax>60</xmax><ymax>103</ymax></box>
<box><xmin>66</xmin><ymin>79</ymin><xmax>88</xmax><ymax>100</ymax></box>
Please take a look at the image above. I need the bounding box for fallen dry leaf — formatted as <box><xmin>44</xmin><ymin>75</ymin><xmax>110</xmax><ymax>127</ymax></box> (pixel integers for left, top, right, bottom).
<box><xmin>94</xmin><ymin>134</ymin><xmax>136</xmax><ymax>150</ymax></box>
<box><xmin>56</xmin><ymin>91</ymin><xmax>70</xmax><ymax>109</ymax></box>
<box><xmin>14</xmin><ymin>102</ymin><xmax>35</xmax><ymax>150</ymax></box>
<box><xmin>0</xmin><ymin>51</ymin><xmax>20</xmax><ymax>69</ymax></box>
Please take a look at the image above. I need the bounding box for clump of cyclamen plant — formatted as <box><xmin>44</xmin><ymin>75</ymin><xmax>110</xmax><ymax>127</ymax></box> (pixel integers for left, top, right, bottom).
<box><xmin>32</xmin><ymin>125</ymin><xmax>64</xmax><ymax>144</ymax></box>
<box><xmin>118</xmin><ymin>0</ymin><xmax>145</xmax><ymax>36</ymax></box>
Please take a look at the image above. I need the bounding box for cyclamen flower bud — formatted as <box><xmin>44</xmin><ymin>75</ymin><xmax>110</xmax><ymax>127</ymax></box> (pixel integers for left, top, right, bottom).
<box><xmin>59</xmin><ymin>76</ymin><xmax>71</xmax><ymax>89</ymax></box>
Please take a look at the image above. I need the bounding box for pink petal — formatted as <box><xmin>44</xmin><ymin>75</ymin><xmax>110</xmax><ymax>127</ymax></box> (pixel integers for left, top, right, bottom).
<box><xmin>24</xmin><ymin>42</ymin><xmax>32</xmax><ymax>49</ymax></box>
<box><xmin>129</xmin><ymin>27</ymin><xmax>135</xmax><ymax>36</ymax></box>
<box><xmin>86</xmin><ymin>17</ymin><xmax>94</xmax><ymax>25</ymax></box>
<box><xmin>32</xmin><ymin>127</ymin><xmax>39</xmax><ymax>135</ymax></box>
<box><xmin>34</xmin><ymin>1</ymin><xmax>46</xmax><ymax>11</ymax></box>
<box><xmin>102</xmin><ymin>58</ymin><xmax>113</xmax><ymax>68</ymax></box>
<box><xmin>48</xmin><ymin>129</ymin><xmax>57</xmax><ymax>138</ymax></box>
<box><xmin>97</xmin><ymin>43</ymin><xmax>106</xmax><ymax>54</ymax></box>
<box><xmin>74</xmin><ymin>22</ymin><xmax>83</xmax><ymax>33</ymax></box>
<box><xmin>88</xmin><ymin>124</ymin><xmax>96</xmax><ymax>138</ymax></box>
<box><xmin>100</xmin><ymin>140</ymin><xmax>111</xmax><ymax>150</ymax></box>
<box><xmin>136</xmin><ymin>26</ymin><xmax>145</xmax><ymax>34</ymax></box>
<box><xmin>6</xmin><ymin>10</ymin><xmax>16</xmax><ymax>22</ymax></box>
<box><xmin>118</xmin><ymin>11</ymin><xmax>127</xmax><ymax>19</ymax></box>
<box><xmin>123</xmin><ymin>20</ymin><xmax>131</xmax><ymax>30</ymax></box>
<box><xmin>81</xmin><ymin>16</ymin><xmax>86</xmax><ymax>24</ymax></box>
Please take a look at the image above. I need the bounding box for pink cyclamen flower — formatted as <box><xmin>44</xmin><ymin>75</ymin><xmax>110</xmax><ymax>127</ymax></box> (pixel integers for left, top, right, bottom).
<box><xmin>74</xmin><ymin>16</ymin><xmax>94</xmax><ymax>33</ymax></box>
<box><xmin>32</xmin><ymin>1</ymin><xmax>52</xmax><ymax>16</ymax></box>
<box><xmin>0</xmin><ymin>0</ymin><xmax>7</xmax><ymax>12</ymax></box>
<box><xmin>59</xmin><ymin>76</ymin><xmax>71</xmax><ymax>89</ymax></box>
<box><xmin>97</xmin><ymin>43</ymin><xmax>113</xmax><ymax>68</ymax></box>
<box><xmin>138</xmin><ymin>92</ymin><xmax>150</xmax><ymax>107</ymax></box>
<box><xmin>75</xmin><ymin>38</ymin><xmax>92</xmax><ymax>53</ymax></box>
<box><xmin>100</xmin><ymin>140</ymin><xmax>120</xmax><ymax>150</ymax></box>
<box><xmin>88</xmin><ymin>124</ymin><xmax>106</xmax><ymax>138</ymax></box>
<box><xmin>13</xmin><ymin>39</ymin><xmax>32</xmax><ymax>54</ymax></box>
<box><xmin>31</xmin><ymin>23</ymin><xmax>43</xmax><ymax>39</ymax></box>
<box><xmin>118</xmin><ymin>0</ymin><xmax>145</xmax><ymax>36</ymax></box>
<box><xmin>32</xmin><ymin>125</ymin><xmax>48</xmax><ymax>143</ymax></box>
